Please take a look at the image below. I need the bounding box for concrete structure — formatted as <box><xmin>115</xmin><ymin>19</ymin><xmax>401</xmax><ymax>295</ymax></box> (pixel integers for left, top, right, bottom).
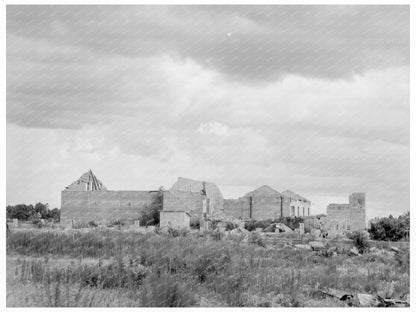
<box><xmin>282</xmin><ymin>190</ymin><xmax>311</xmax><ymax>217</ymax></box>
<box><xmin>61</xmin><ymin>170</ymin><xmax>161</xmax><ymax>225</ymax></box>
<box><xmin>223</xmin><ymin>185</ymin><xmax>310</xmax><ymax>220</ymax></box>
<box><xmin>160</xmin><ymin>211</ymin><xmax>191</xmax><ymax>229</ymax></box>
<box><xmin>324</xmin><ymin>193</ymin><xmax>366</xmax><ymax>234</ymax></box>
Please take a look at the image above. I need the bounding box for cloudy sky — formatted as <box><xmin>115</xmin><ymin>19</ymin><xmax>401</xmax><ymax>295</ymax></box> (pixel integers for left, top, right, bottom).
<box><xmin>6</xmin><ymin>5</ymin><xmax>409</xmax><ymax>218</ymax></box>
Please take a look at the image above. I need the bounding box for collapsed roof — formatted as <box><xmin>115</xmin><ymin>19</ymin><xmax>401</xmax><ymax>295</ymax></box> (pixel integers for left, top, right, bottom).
<box><xmin>64</xmin><ymin>170</ymin><xmax>107</xmax><ymax>191</ymax></box>
<box><xmin>169</xmin><ymin>177</ymin><xmax>223</xmax><ymax>198</ymax></box>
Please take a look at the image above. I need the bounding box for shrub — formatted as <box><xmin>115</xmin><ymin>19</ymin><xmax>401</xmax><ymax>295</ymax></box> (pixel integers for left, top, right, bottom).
<box><xmin>276</xmin><ymin>217</ymin><xmax>304</xmax><ymax>231</ymax></box>
<box><xmin>346</xmin><ymin>230</ymin><xmax>370</xmax><ymax>253</ymax></box>
<box><xmin>248</xmin><ymin>232</ymin><xmax>266</xmax><ymax>248</ymax></box>
<box><xmin>225</xmin><ymin>222</ymin><xmax>237</xmax><ymax>231</ymax></box>
<box><xmin>88</xmin><ymin>221</ymin><xmax>98</xmax><ymax>228</ymax></box>
<box><xmin>245</xmin><ymin>220</ymin><xmax>256</xmax><ymax>232</ymax></box>
<box><xmin>140</xmin><ymin>192</ymin><xmax>163</xmax><ymax>226</ymax></box>
<box><xmin>368</xmin><ymin>212</ymin><xmax>410</xmax><ymax>241</ymax></box>
<box><xmin>190</xmin><ymin>219</ymin><xmax>200</xmax><ymax>230</ymax></box>
<box><xmin>32</xmin><ymin>219</ymin><xmax>43</xmax><ymax>228</ymax></box>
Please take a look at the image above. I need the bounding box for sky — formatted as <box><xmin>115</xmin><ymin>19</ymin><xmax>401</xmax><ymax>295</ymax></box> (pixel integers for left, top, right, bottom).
<box><xmin>6</xmin><ymin>5</ymin><xmax>410</xmax><ymax>218</ymax></box>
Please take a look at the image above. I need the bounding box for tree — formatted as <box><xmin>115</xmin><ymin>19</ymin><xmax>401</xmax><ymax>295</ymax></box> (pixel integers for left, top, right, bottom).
<box><xmin>9</xmin><ymin>204</ymin><xmax>35</xmax><ymax>220</ymax></box>
<box><xmin>368</xmin><ymin>211</ymin><xmax>409</xmax><ymax>241</ymax></box>
<box><xmin>34</xmin><ymin>202</ymin><xmax>49</xmax><ymax>218</ymax></box>
<box><xmin>49</xmin><ymin>208</ymin><xmax>60</xmax><ymax>222</ymax></box>
<box><xmin>6</xmin><ymin>203</ymin><xmax>60</xmax><ymax>222</ymax></box>
<box><xmin>139</xmin><ymin>192</ymin><xmax>163</xmax><ymax>226</ymax></box>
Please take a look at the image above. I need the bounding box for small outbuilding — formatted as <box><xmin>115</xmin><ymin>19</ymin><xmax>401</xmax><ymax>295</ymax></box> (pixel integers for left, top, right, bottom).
<box><xmin>159</xmin><ymin>210</ymin><xmax>191</xmax><ymax>230</ymax></box>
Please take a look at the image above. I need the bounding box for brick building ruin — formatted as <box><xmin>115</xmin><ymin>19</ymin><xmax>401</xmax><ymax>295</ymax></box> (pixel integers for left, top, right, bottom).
<box><xmin>61</xmin><ymin>171</ymin><xmax>224</xmax><ymax>227</ymax></box>
<box><xmin>60</xmin><ymin>170</ymin><xmax>161</xmax><ymax>225</ymax></box>
<box><xmin>223</xmin><ymin>186</ymin><xmax>311</xmax><ymax>220</ymax></box>
<box><xmin>322</xmin><ymin>193</ymin><xmax>367</xmax><ymax>234</ymax></box>
<box><xmin>61</xmin><ymin>170</ymin><xmax>366</xmax><ymax>233</ymax></box>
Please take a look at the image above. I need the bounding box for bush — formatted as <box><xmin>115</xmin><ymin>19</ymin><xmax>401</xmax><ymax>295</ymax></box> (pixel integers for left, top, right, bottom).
<box><xmin>248</xmin><ymin>232</ymin><xmax>266</xmax><ymax>248</ymax></box>
<box><xmin>140</xmin><ymin>192</ymin><xmax>163</xmax><ymax>227</ymax></box>
<box><xmin>276</xmin><ymin>217</ymin><xmax>304</xmax><ymax>231</ymax></box>
<box><xmin>225</xmin><ymin>222</ymin><xmax>237</xmax><ymax>231</ymax></box>
<box><xmin>88</xmin><ymin>221</ymin><xmax>98</xmax><ymax>228</ymax></box>
<box><xmin>32</xmin><ymin>219</ymin><xmax>43</xmax><ymax>228</ymax></box>
<box><xmin>368</xmin><ymin>212</ymin><xmax>410</xmax><ymax>241</ymax></box>
<box><xmin>245</xmin><ymin>220</ymin><xmax>256</xmax><ymax>232</ymax></box>
<box><xmin>346</xmin><ymin>230</ymin><xmax>370</xmax><ymax>253</ymax></box>
<box><xmin>190</xmin><ymin>219</ymin><xmax>200</xmax><ymax>230</ymax></box>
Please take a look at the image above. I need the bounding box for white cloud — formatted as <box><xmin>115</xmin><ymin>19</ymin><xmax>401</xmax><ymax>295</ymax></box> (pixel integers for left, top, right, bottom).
<box><xmin>198</xmin><ymin>122</ymin><xmax>230</xmax><ymax>137</ymax></box>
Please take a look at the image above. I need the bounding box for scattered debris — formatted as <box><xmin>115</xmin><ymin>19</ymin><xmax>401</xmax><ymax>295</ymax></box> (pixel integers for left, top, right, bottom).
<box><xmin>294</xmin><ymin>244</ymin><xmax>312</xmax><ymax>251</ymax></box>
<box><xmin>357</xmin><ymin>293</ymin><xmax>409</xmax><ymax>307</ymax></box>
<box><xmin>229</xmin><ymin>227</ymin><xmax>249</xmax><ymax>236</ymax></box>
<box><xmin>309</xmin><ymin>241</ymin><xmax>326</xmax><ymax>250</ymax></box>
<box><xmin>313</xmin><ymin>229</ymin><xmax>321</xmax><ymax>238</ymax></box>
<box><xmin>389</xmin><ymin>246</ymin><xmax>400</xmax><ymax>253</ymax></box>
<box><xmin>357</xmin><ymin>293</ymin><xmax>378</xmax><ymax>307</ymax></box>
<box><xmin>349</xmin><ymin>246</ymin><xmax>359</xmax><ymax>256</ymax></box>
<box><xmin>317</xmin><ymin>288</ymin><xmax>354</xmax><ymax>306</ymax></box>
<box><xmin>263</xmin><ymin>223</ymin><xmax>293</xmax><ymax>233</ymax></box>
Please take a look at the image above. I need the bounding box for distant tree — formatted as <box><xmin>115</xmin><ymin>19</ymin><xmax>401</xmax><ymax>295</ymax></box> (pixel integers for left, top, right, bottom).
<box><xmin>49</xmin><ymin>208</ymin><xmax>60</xmax><ymax>222</ymax></box>
<box><xmin>9</xmin><ymin>204</ymin><xmax>35</xmax><ymax>220</ymax></box>
<box><xmin>6</xmin><ymin>203</ymin><xmax>60</xmax><ymax>222</ymax></box>
<box><xmin>6</xmin><ymin>205</ymin><xmax>13</xmax><ymax>219</ymax></box>
<box><xmin>34</xmin><ymin>202</ymin><xmax>49</xmax><ymax>218</ymax></box>
<box><xmin>368</xmin><ymin>211</ymin><xmax>409</xmax><ymax>241</ymax></box>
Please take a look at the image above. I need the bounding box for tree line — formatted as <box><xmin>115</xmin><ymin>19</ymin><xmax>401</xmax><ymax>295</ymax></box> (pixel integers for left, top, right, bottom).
<box><xmin>6</xmin><ymin>203</ymin><xmax>60</xmax><ymax>222</ymax></box>
<box><xmin>368</xmin><ymin>211</ymin><xmax>409</xmax><ymax>241</ymax></box>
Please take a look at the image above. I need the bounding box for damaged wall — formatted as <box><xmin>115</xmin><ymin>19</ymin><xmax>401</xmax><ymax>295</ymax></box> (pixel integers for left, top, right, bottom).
<box><xmin>223</xmin><ymin>186</ymin><xmax>294</xmax><ymax>220</ymax></box>
<box><xmin>160</xmin><ymin>211</ymin><xmax>191</xmax><ymax>229</ymax></box>
<box><xmin>324</xmin><ymin>193</ymin><xmax>366</xmax><ymax>232</ymax></box>
<box><xmin>61</xmin><ymin>190</ymin><xmax>160</xmax><ymax>225</ymax></box>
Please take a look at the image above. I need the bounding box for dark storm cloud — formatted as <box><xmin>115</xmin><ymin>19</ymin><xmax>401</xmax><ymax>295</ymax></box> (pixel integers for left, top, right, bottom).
<box><xmin>7</xmin><ymin>5</ymin><xmax>409</xmax><ymax>81</ymax></box>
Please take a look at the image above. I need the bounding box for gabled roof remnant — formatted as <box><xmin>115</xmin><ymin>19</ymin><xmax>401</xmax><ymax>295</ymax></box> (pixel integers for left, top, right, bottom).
<box><xmin>64</xmin><ymin>169</ymin><xmax>107</xmax><ymax>191</ymax></box>
<box><xmin>243</xmin><ymin>185</ymin><xmax>281</xmax><ymax>198</ymax></box>
<box><xmin>282</xmin><ymin>190</ymin><xmax>310</xmax><ymax>202</ymax></box>
<box><xmin>169</xmin><ymin>177</ymin><xmax>222</xmax><ymax>197</ymax></box>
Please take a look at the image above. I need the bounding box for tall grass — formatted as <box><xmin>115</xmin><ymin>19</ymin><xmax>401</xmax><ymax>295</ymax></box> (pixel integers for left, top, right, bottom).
<box><xmin>7</xmin><ymin>229</ymin><xmax>410</xmax><ymax>307</ymax></box>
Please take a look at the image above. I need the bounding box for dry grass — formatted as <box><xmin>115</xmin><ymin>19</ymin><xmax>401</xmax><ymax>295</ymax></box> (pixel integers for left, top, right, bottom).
<box><xmin>6</xmin><ymin>229</ymin><xmax>410</xmax><ymax>307</ymax></box>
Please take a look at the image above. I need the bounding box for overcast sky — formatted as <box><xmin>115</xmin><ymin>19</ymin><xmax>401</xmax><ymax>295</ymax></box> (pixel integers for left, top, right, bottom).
<box><xmin>6</xmin><ymin>5</ymin><xmax>409</xmax><ymax>218</ymax></box>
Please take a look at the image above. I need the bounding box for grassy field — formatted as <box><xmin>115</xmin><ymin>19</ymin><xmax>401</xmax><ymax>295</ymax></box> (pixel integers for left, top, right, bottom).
<box><xmin>6</xmin><ymin>228</ymin><xmax>410</xmax><ymax>307</ymax></box>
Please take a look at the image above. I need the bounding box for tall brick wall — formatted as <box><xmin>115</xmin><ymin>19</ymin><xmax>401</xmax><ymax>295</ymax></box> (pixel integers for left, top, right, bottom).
<box><xmin>167</xmin><ymin>190</ymin><xmax>205</xmax><ymax>217</ymax></box>
<box><xmin>281</xmin><ymin>196</ymin><xmax>292</xmax><ymax>217</ymax></box>
<box><xmin>61</xmin><ymin>190</ymin><xmax>159</xmax><ymax>225</ymax></box>
<box><xmin>349</xmin><ymin>193</ymin><xmax>366</xmax><ymax>230</ymax></box>
<box><xmin>251</xmin><ymin>194</ymin><xmax>283</xmax><ymax>220</ymax></box>
<box><xmin>160</xmin><ymin>211</ymin><xmax>190</xmax><ymax>229</ymax></box>
<box><xmin>224</xmin><ymin>195</ymin><xmax>292</xmax><ymax>220</ymax></box>
<box><xmin>223</xmin><ymin>198</ymin><xmax>250</xmax><ymax>219</ymax></box>
<box><xmin>162</xmin><ymin>191</ymin><xmax>188</xmax><ymax>212</ymax></box>
<box><xmin>169</xmin><ymin>177</ymin><xmax>224</xmax><ymax>216</ymax></box>
<box><xmin>325</xmin><ymin>193</ymin><xmax>366</xmax><ymax>232</ymax></box>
